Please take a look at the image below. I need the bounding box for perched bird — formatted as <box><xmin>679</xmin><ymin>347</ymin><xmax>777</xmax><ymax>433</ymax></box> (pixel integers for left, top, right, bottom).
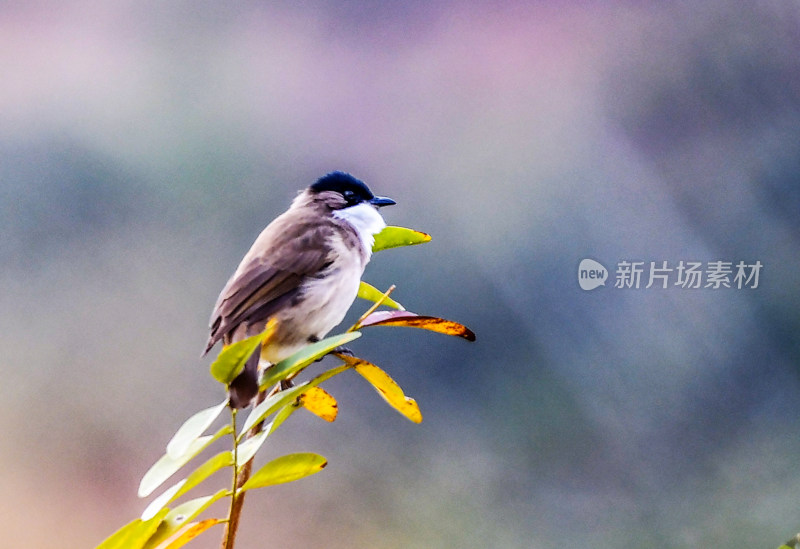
<box><xmin>204</xmin><ymin>172</ymin><xmax>395</xmax><ymax>408</ymax></box>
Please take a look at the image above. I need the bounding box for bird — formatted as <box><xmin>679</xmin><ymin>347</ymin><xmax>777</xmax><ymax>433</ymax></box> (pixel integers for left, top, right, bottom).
<box><xmin>203</xmin><ymin>172</ymin><xmax>396</xmax><ymax>408</ymax></box>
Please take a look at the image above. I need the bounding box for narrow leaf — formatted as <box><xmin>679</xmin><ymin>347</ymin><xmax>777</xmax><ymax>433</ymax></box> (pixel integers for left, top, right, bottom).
<box><xmin>309</xmin><ymin>363</ymin><xmax>352</xmax><ymax>386</ymax></box>
<box><xmin>239</xmin><ymin>383</ymin><xmax>309</xmax><ymax>437</ymax></box>
<box><xmin>139</xmin><ymin>425</ymin><xmax>232</xmax><ymax>498</ymax></box>
<box><xmin>142</xmin><ymin>449</ymin><xmax>232</xmax><ymax>521</ymax></box>
<box><xmin>162</xmin><ymin>519</ymin><xmax>224</xmax><ymax>549</ymax></box>
<box><xmin>209</xmin><ymin>319</ymin><xmax>276</xmax><ymax>384</ymax></box>
<box><xmin>241</xmin><ymin>364</ymin><xmax>351</xmax><ymax>437</ymax></box>
<box><xmin>142</xmin><ymin>490</ymin><xmax>228</xmax><ymax>549</ymax></box>
<box><xmin>357</xmin><ymin>281</ymin><xmax>404</xmax><ymax>310</ymax></box>
<box><xmin>300</xmin><ymin>386</ymin><xmax>339</xmax><ymax>422</ymax></box>
<box><xmin>338</xmin><ymin>354</ymin><xmax>423</xmax><ymax>423</ymax></box>
<box><xmin>142</xmin><ymin>481</ymin><xmax>185</xmax><ymax>521</ymax></box>
<box><xmin>169</xmin><ymin>451</ymin><xmax>233</xmax><ymax>504</ymax></box>
<box><xmin>236</xmin><ymin>430</ymin><xmax>269</xmax><ymax>467</ymax></box>
<box><xmin>259</xmin><ymin>331</ymin><xmax>361</xmax><ymax>389</ymax></box>
<box><xmin>359</xmin><ymin>311</ymin><xmax>476</xmax><ymax>341</ymax></box>
<box><xmin>240</xmin><ymin>453</ymin><xmax>327</xmax><ymax>492</ymax></box>
<box><xmin>166</xmin><ymin>400</ymin><xmax>228</xmax><ymax>459</ymax></box>
<box><xmin>372</xmin><ymin>226</ymin><xmax>431</xmax><ymax>252</ymax></box>
<box><xmin>94</xmin><ymin>509</ymin><xmax>169</xmax><ymax>549</ymax></box>
<box><xmin>266</xmin><ymin>401</ymin><xmax>300</xmax><ymax>435</ymax></box>
<box><xmin>95</xmin><ymin>520</ymin><xmax>143</xmax><ymax>549</ymax></box>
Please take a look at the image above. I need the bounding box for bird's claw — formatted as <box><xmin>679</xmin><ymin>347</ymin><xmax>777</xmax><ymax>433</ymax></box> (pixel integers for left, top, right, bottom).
<box><xmin>332</xmin><ymin>345</ymin><xmax>354</xmax><ymax>356</ymax></box>
<box><xmin>314</xmin><ymin>345</ymin><xmax>354</xmax><ymax>362</ymax></box>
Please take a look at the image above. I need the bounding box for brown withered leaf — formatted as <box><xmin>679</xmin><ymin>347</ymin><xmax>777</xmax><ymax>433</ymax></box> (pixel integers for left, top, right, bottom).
<box><xmin>358</xmin><ymin>311</ymin><xmax>476</xmax><ymax>341</ymax></box>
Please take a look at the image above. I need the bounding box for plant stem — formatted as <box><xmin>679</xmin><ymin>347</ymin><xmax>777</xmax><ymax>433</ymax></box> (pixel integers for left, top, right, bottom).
<box><xmin>221</xmin><ymin>408</ymin><xmax>238</xmax><ymax>549</ymax></box>
<box><xmin>350</xmin><ymin>284</ymin><xmax>395</xmax><ymax>331</ymax></box>
<box><xmin>220</xmin><ymin>385</ymin><xmax>278</xmax><ymax>549</ymax></box>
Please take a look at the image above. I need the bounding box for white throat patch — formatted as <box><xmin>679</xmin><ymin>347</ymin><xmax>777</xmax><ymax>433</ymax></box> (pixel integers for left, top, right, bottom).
<box><xmin>333</xmin><ymin>202</ymin><xmax>387</xmax><ymax>254</ymax></box>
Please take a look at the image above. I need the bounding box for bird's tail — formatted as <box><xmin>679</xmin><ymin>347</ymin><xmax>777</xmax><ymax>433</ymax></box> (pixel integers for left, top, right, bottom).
<box><xmin>228</xmin><ymin>345</ymin><xmax>260</xmax><ymax>409</ymax></box>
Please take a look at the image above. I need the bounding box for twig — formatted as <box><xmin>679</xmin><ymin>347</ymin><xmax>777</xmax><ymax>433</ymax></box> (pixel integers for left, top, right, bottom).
<box><xmin>220</xmin><ymin>384</ymin><xmax>280</xmax><ymax>549</ymax></box>
<box><xmin>349</xmin><ymin>284</ymin><xmax>395</xmax><ymax>332</ymax></box>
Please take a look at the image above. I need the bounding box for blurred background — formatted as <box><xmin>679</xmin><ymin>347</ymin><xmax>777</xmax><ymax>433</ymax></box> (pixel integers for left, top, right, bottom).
<box><xmin>2</xmin><ymin>1</ymin><xmax>799</xmax><ymax>548</ymax></box>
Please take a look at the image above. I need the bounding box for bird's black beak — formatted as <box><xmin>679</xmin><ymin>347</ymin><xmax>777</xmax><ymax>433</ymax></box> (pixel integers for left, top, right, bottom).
<box><xmin>370</xmin><ymin>196</ymin><xmax>396</xmax><ymax>208</ymax></box>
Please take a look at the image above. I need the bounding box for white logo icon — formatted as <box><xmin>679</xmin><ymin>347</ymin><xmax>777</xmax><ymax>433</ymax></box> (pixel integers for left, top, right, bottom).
<box><xmin>578</xmin><ymin>259</ymin><xmax>608</xmax><ymax>291</ymax></box>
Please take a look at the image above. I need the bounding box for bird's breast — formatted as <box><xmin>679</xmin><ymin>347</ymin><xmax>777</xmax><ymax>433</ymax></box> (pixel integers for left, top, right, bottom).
<box><xmin>260</xmin><ymin>241</ymin><xmax>366</xmax><ymax>364</ymax></box>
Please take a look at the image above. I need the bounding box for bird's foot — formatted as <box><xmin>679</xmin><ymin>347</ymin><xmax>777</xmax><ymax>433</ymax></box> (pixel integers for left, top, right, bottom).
<box><xmin>313</xmin><ymin>345</ymin><xmax>354</xmax><ymax>362</ymax></box>
<box><xmin>331</xmin><ymin>345</ymin><xmax>354</xmax><ymax>357</ymax></box>
<box><xmin>280</xmin><ymin>378</ymin><xmax>295</xmax><ymax>390</ymax></box>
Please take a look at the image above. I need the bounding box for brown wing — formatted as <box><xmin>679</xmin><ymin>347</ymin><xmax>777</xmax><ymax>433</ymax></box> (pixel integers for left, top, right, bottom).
<box><xmin>204</xmin><ymin>215</ymin><xmax>335</xmax><ymax>354</ymax></box>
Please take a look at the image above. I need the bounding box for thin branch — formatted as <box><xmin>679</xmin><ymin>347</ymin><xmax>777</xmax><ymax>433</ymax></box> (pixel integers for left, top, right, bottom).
<box><xmin>221</xmin><ymin>408</ymin><xmax>238</xmax><ymax>549</ymax></box>
<box><xmin>349</xmin><ymin>284</ymin><xmax>396</xmax><ymax>332</ymax></box>
<box><xmin>220</xmin><ymin>384</ymin><xmax>279</xmax><ymax>549</ymax></box>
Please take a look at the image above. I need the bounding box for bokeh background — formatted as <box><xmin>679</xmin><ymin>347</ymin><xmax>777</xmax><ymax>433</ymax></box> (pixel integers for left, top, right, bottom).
<box><xmin>2</xmin><ymin>2</ymin><xmax>800</xmax><ymax>548</ymax></box>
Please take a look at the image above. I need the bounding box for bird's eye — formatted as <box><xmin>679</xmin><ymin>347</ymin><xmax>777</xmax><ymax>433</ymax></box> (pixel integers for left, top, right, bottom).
<box><xmin>342</xmin><ymin>190</ymin><xmax>356</xmax><ymax>202</ymax></box>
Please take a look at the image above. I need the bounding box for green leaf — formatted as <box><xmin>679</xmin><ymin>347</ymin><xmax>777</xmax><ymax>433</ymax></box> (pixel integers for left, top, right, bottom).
<box><xmin>236</xmin><ymin>430</ymin><xmax>269</xmax><ymax>468</ymax></box>
<box><xmin>143</xmin><ymin>451</ymin><xmax>233</xmax><ymax>519</ymax></box>
<box><xmin>173</xmin><ymin>451</ymin><xmax>234</xmax><ymax>503</ymax></box>
<box><xmin>309</xmin><ymin>363</ymin><xmax>352</xmax><ymax>386</ymax></box>
<box><xmin>357</xmin><ymin>281</ymin><xmax>404</xmax><ymax>310</ymax></box>
<box><xmin>239</xmin><ymin>383</ymin><xmax>309</xmax><ymax>437</ymax></box>
<box><xmin>259</xmin><ymin>398</ymin><xmax>310</xmax><ymax>443</ymax></box>
<box><xmin>241</xmin><ymin>364</ymin><xmax>351</xmax><ymax>437</ymax></box>
<box><xmin>266</xmin><ymin>401</ymin><xmax>300</xmax><ymax>435</ymax></box>
<box><xmin>240</xmin><ymin>452</ymin><xmax>327</xmax><ymax>492</ymax></box>
<box><xmin>141</xmin><ymin>481</ymin><xmax>185</xmax><ymax>521</ymax></box>
<box><xmin>236</xmin><ymin>404</ymin><xmax>298</xmax><ymax>469</ymax></box>
<box><xmin>259</xmin><ymin>331</ymin><xmax>361</xmax><ymax>389</ymax></box>
<box><xmin>166</xmin><ymin>400</ymin><xmax>228</xmax><ymax>459</ymax></box>
<box><xmin>308</xmin><ymin>364</ymin><xmax>350</xmax><ymax>387</ymax></box>
<box><xmin>372</xmin><ymin>226</ymin><xmax>431</xmax><ymax>252</ymax></box>
<box><xmin>94</xmin><ymin>509</ymin><xmax>169</xmax><ymax>549</ymax></box>
<box><xmin>209</xmin><ymin>321</ymin><xmax>275</xmax><ymax>384</ymax></box>
<box><xmin>142</xmin><ymin>490</ymin><xmax>228</xmax><ymax>549</ymax></box>
<box><xmin>162</xmin><ymin>492</ymin><xmax>227</xmax><ymax>532</ymax></box>
<box><xmin>139</xmin><ymin>425</ymin><xmax>232</xmax><ymax>498</ymax></box>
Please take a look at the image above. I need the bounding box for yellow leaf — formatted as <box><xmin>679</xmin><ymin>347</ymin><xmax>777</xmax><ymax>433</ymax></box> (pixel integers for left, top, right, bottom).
<box><xmin>300</xmin><ymin>387</ymin><xmax>339</xmax><ymax>422</ymax></box>
<box><xmin>161</xmin><ymin>519</ymin><xmax>224</xmax><ymax>549</ymax></box>
<box><xmin>337</xmin><ymin>355</ymin><xmax>422</xmax><ymax>423</ymax></box>
<box><xmin>359</xmin><ymin>311</ymin><xmax>476</xmax><ymax>341</ymax></box>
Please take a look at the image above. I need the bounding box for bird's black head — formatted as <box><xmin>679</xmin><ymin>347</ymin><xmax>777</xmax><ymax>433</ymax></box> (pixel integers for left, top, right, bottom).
<box><xmin>310</xmin><ymin>172</ymin><xmax>395</xmax><ymax>208</ymax></box>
